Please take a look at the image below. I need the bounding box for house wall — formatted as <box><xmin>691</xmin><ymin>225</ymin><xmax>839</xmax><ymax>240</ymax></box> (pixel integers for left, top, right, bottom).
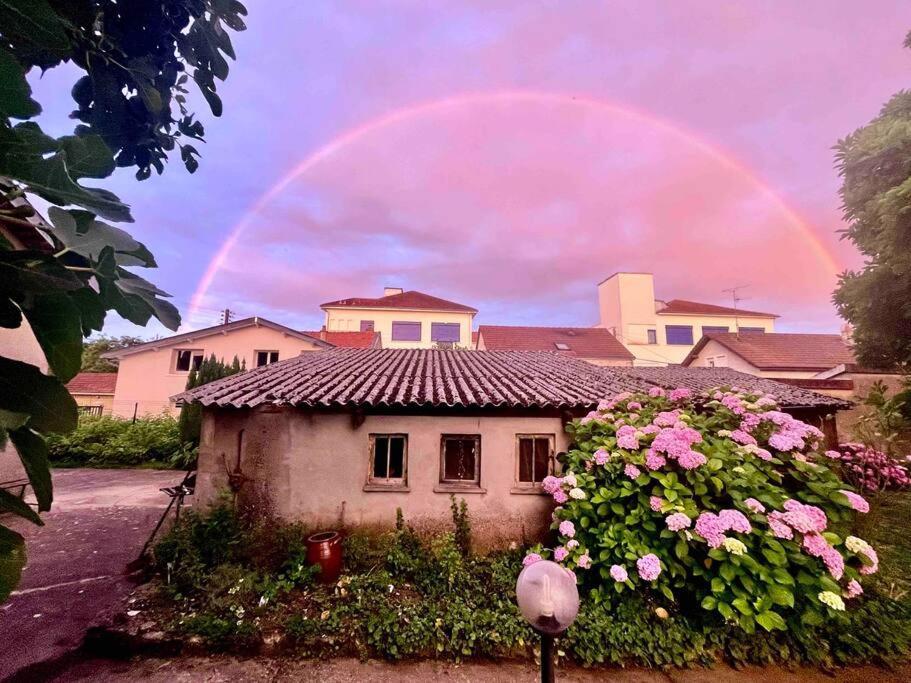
<box><xmin>685</xmin><ymin>339</ymin><xmax>813</xmax><ymax>378</ymax></box>
<box><xmin>72</xmin><ymin>393</ymin><xmax>115</xmax><ymax>415</ymax></box>
<box><xmin>597</xmin><ymin>273</ymin><xmax>775</xmax><ymax>366</ymax></box>
<box><xmin>196</xmin><ymin>408</ymin><xmax>571</xmax><ymax>546</ymax></box>
<box><xmin>324</xmin><ymin>307</ymin><xmax>474</xmax><ymax>349</ymax></box>
<box><xmin>111</xmin><ymin>326</ymin><xmax>326</xmax><ymax>418</ymax></box>
<box><xmin>0</xmin><ymin>322</ymin><xmax>46</xmax><ymax>483</ymax></box>
<box><xmin>582</xmin><ymin>357</ymin><xmax>636</xmax><ymax>367</ymax></box>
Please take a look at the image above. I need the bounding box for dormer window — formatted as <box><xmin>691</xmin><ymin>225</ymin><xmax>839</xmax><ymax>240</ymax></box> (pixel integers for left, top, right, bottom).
<box><xmin>554</xmin><ymin>342</ymin><xmax>570</xmax><ymax>351</ymax></box>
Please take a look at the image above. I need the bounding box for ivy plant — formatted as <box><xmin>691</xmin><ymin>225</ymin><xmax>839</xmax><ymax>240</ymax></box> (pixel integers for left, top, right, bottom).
<box><xmin>0</xmin><ymin>0</ymin><xmax>247</xmax><ymax>601</ymax></box>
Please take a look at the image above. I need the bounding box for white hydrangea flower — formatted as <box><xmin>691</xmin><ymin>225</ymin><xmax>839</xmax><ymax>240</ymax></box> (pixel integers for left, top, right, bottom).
<box><xmin>563</xmin><ymin>472</ymin><xmax>578</xmax><ymax>487</ymax></box>
<box><xmin>717</xmin><ymin>429</ymin><xmax>732</xmax><ymax>437</ymax></box>
<box><xmin>818</xmin><ymin>591</ymin><xmax>846</xmax><ymax>611</ymax></box>
<box><xmin>569</xmin><ymin>487</ymin><xmax>586</xmax><ymax>500</ymax></box>
<box><xmin>845</xmin><ymin>536</ymin><xmax>870</xmax><ymax>554</ymax></box>
<box><xmin>722</xmin><ymin>538</ymin><xmax>747</xmax><ymax>555</ymax></box>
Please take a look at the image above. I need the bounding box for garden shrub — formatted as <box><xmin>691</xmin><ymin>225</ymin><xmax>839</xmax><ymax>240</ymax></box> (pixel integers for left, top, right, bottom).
<box><xmin>535</xmin><ymin>386</ymin><xmax>879</xmax><ymax>635</ymax></box>
<box><xmin>828</xmin><ymin>442</ymin><xmax>911</xmax><ymax>493</ymax></box>
<box><xmin>46</xmin><ymin>414</ymin><xmax>196</xmax><ymax>468</ymax></box>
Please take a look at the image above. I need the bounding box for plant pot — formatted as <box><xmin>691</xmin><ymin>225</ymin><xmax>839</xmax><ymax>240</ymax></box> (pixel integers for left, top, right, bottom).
<box><xmin>306</xmin><ymin>530</ymin><xmax>343</xmax><ymax>583</ymax></box>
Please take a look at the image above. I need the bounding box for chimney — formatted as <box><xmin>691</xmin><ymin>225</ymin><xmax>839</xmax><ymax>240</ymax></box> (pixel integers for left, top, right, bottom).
<box><xmin>383</xmin><ymin>287</ymin><xmax>403</xmax><ymax>297</ymax></box>
<box><xmin>320</xmin><ymin>326</ymin><xmax>327</xmax><ymax>341</ymax></box>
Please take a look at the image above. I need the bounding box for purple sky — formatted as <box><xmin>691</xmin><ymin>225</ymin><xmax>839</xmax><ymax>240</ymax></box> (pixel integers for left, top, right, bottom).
<box><xmin>30</xmin><ymin>1</ymin><xmax>911</xmax><ymax>338</ymax></box>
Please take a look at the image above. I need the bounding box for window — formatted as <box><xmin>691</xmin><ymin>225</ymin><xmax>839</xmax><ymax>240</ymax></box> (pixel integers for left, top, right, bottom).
<box><xmin>369</xmin><ymin>434</ymin><xmax>407</xmax><ymax>486</ymax></box>
<box><xmin>702</xmin><ymin>325</ymin><xmax>729</xmax><ymax>336</ymax></box>
<box><xmin>665</xmin><ymin>325</ymin><xmax>694</xmax><ymax>345</ymax></box>
<box><xmin>440</xmin><ymin>435</ymin><xmax>481</xmax><ymax>485</ymax></box>
<box><xmin>392</xmin><ymin>321</ymin><xmax>422</xmax><ymax>341</ymax></box>
<box><xmin>360</xmin><ymin>320</ymin><xmax>375</xmax><ymax>332</ymax></box>
<box><xmin>646</xmin><ymin>329</ymin><xmax>657</xmax><ymax>345</ymax></box>
<box><xmin>739</xmin><ymin>327</ymin><xmax>766</xmax><ymax>334</ymax></box>
<box><xmin>174</xmin><ymin>349</ymin><xmax>204</xmax><ymax>372</ymax></box>
<box><xmin>554</xmin><ymin>342</ymin><xmax>570</xmax><ymax>351</ymax></box>
<box><xmin>255</xmin><ymin>350</ymin><xmax>279</xmax><ymax>367</ymax></box>
<box><xmin>431</xmin><ymin>322</ymin><xmax>460</xmax><ymax>343</ymax></box>
<box><xmin>516</xmin><ymin>435</ymin><xmax>554</xmax><ymax>486</ymax></box>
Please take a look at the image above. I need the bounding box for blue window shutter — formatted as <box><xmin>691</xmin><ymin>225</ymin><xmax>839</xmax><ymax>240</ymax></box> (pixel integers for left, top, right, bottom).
<box><xmin>665</xmin><ymin>325</ymin><xmax>694</xmax><ymax>345</ymax></box>
<box><xmin>738</xmin><ymin>327</ymin><xmax>765</xmax><ymax>334</ymax></box>
<box><xmin>702</xmin><ymin>326</ymin><xmax>729</xmax><ymax>336</ymax></box>
<box><xmin>431</xmin><ymin>322</ymin><xmax>460</xmax><ymax>342</ymax></box>
<box><xmin>392</xmin><ymin>321</ymin><xmax>422</xmax><ymax>341</ymax></box>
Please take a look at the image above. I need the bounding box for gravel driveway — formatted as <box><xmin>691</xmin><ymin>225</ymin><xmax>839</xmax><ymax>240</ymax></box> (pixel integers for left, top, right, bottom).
<box><xmin>0</xmin><ymin>468</ymin><xmax>186</xmax><ymax>681</ymax></box>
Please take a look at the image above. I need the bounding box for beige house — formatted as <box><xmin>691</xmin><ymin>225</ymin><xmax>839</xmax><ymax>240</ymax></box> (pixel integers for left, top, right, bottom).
<box><xmin>66</xmin><ymin>373</ymin><xmax>117</xmax><ymax>416</ymax></box>
<box><xmin>596</xmin><ymin>272</ymin><xmax>777</xmax><ymax>366</ymax></box>
<box><xmin>178</xmin><ymin>349</ymin><xmax>847</xmax><ymax>544</ymax></box>
<box><xmin>321</xmin><ymin>288</ymin><xmax>476</xmax><ymax>349</ymax></box>
<box><xmin>103</xmin><ymin>317</ymin><xmax>378</xmax><ymax>418</ymax></box>
<box><xmin>475</xmin><ymin>325</ymin><xmax>634</xmax><ymax>366</ymax></box>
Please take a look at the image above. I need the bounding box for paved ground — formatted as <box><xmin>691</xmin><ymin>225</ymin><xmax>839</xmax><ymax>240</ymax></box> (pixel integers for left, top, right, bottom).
<box><xmin>0</xmin><ymin>468</ymin><xmax>184</xmax><ymax>681</ymax></box>
<box><xmin>39</xmin><ymin>655</ymin><xmax>911</xmax><ymax>682</ymax></box>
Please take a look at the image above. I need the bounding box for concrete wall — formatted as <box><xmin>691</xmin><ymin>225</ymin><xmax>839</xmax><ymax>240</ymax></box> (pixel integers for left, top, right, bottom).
<box><xmin>196</xmin><ymin>408</ymin><xmax>570</xmax><ymax>546</ymax></box>
<box><xmin>111</xmin><ymin>326</ymin><xmax>326</xmax><ymax>418</ymax></box>
<box><xmin>324</xmin><ymin>307</ymin><xmax>474</xmax><ymax>349</ymax></box>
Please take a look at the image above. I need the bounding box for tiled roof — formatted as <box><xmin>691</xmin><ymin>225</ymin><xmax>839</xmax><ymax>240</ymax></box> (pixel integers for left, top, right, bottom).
<box><xmin>657</xmin><ymin>299</ymin><xmax>778</xmax><ymax>318</ymax></box>
<box><xmin>320</xmin><ymin>290</ymin><xmax>477</xmax><ymax>313</ymax></box>
<box><xmin>67</xmin><ymin>372</ymin><xmax>117</xmax><ymax>394</ymax></box>
<box><xmin>618</xmin><ymin>367</ymin><xmax>849</xmax><ymax>408</ymax></box>
<box><xmin>176</xmin><ymin>349</ymin><xmax>848</xmax><ymax>411</ymax></box>
<box><xmin>478</xmin><ymin>325</ymin><xmax>633</xmax><ymax>360</ymax></box>
<box><xmin>682</xmin><ymin>333</ymin><xmax>855</xmax><ymax>371</ymax></box>
<box><xmin>301</xmin><ymin>330</ymin><xmax>380</xmax><ymax>348</ymax></box>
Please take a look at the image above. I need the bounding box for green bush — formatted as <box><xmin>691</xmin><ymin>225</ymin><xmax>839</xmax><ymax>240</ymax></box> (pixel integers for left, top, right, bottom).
<box><xmin>46</xmin><ymin>414</ymin><xmax>196</xmax><ymax>468</ymax></box>
<box><xmin>537</xmin><ymin>387</ymin><xmax>876</xmax><ymax>635</ymax></box>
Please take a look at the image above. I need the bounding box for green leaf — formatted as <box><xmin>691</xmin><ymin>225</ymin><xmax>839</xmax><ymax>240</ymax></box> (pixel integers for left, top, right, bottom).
<box><xmin>767</xmin><ymin>585</ymin><xmax>794</xmax><ymax>607</ymax></box>
<box><xmin>0</xmin><ymin>356</ymin><xmax>77</xmax><ymax>433</ymax></box>
<box><xmin>113</xmin><ymin>270</ymin><xmax>180</xmax><ymax>331</ymax></box>
<box><xmin>755</xmin><ymin>610</ymin><xmax>787</xmax><ymax>632</ymax></box>
<box><xmin>22</xmin><ymin>293</ymin><xmax>83</xmax><ymax>382</ymax></box>
<box><xmin>719</xmin><ymin>562</ymin><xmax>736</xmax><ymax>582</ymax></box>
<box><xmin>9</xmin><ymin>427</ymin><xmax>52</xmax><ymax>511</ymax></box>
<box><xmin>0</xmin><ymin>297</ymin><xmax>22</xmax><ymax>328</ymax></box>
<box><xmin>47</xmin><ymin>207</ymin><xmax>141</xmax><ymax>261</ymax></box>
<box><xmin>0</xmin><ymin>487</ymin><xmax>41</xmax><ymax>525</ymax></box>
<box><xmin>732</xmin><ymin>597</ymin><xmax>752</xmax><ymax>616</ymax></box>
<box><xmin>0</xmin><ymin>250</ymin><xmax>84</xmax><ymax>296</ymax></box>
<box><xmin>717</xmin><ymin>602</ymin><xmax>733</xmax><ymax>619</ymax></box>
<box><xmin>58</xmin><ymin>135</ymin><xmax>116</xmax><ymax>179</ymax></box>
<box><xmin>0</xmin><ymin>0</ymin><xmax>71</xmax><ymax>60</ymax></box>
<box><xmin>701</xmin><ymin>595</ymin><xmax>717</xmax><ymax>610</ymax></box>
<box><xmin>0</xmin><ymin>47</ymin><xmax>39</xmax><ymax>118</ymax></box>
<box><xmin>0</xmin><ymin>526</ymin><xmax>26</xmax><ymax>602</ymax></box>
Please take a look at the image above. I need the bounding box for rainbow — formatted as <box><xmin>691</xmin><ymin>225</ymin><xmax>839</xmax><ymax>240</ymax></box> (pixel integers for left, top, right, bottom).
<box><xmin>189</xmin><ymin>90</ymin><xmax>840</xmax><ymax>320</ymax></box>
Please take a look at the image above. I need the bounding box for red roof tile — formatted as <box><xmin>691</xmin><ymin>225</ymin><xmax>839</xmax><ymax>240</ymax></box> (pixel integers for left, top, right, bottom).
<box><xmin>67</xmin><ymin>372</ymin><xmax>117</xmax><ymax>394</ymax></box>
<box><xmin>657</xmin><ymin>299</ymin><xmax>778</xmax><ymax>318</ymax></box>
<box><xmin>301</xmin><ymin>330</ymin><xmax>380</xmax><ymax>348</ymax></box>
<box><xmin>478</xmin><ymin>325</ymin><xmax>633</xmax><ymax>360</ymax></box>
<box><xmin>320</xmin><ymin>290</ymin><xmax>477</xmax><ymax>313</ymax></box>
<box><xmin>176</xmin><ymin>349</ymin><xmax>848</xmax><ymax>410</ymax></box>
<box><xmin>683</xmin><ymin>333</ymin><xmax>855</xmax><ymax>371</ymax></box>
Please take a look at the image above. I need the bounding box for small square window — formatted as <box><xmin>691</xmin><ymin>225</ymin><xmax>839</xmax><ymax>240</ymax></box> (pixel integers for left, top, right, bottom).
<box><xmin>516</xmin><ymin>435</ymin><xmax>554</xmax><ymax>485</ymax></box>
<box><xmin>360</xmin><ymin>320</ymin><xmax>375</xmax><ymax>332</ymax></box>
<box><xmin>369</xmin><ymin>434</ymin><xmax>407</xmax><ymax>486</ymax></box>
<box><xmin>255</xmin><ymin>350</ymin><xmax>279</xmax><ymax>367</ymax></box>
<box><xmin>554</xmin><ymin>342</ymin><xmax>570</xmax><ymax>351</ymax></box>
<box><xmin>431</xmin><ymin>322</ymin><xmax>461</xmax><ymax>343</ymax></box>
<box><xmin>440</xmin><ymin>435</ymin><xmax>481</xmax><ymax>486</ymax></box>
<box><xmin>174</xmin><ymin>349</ymin><xmax>204</xmax><ymax>372</ymax></box>
<box><xmin>392</xmin><ymin>321</ymin><xmax>422</xmax><ymax>341</ymax></box>
<box><xmin>647</xmin><ymin>329</ymin><xmax>657</xmax><ymax>345</ymax></box>
<box><xmin>665</xmin><ymin>325</ymin><xmax>694</xmax><ymax>345</ymax></box>
<box><xmin>738</xmin><ymin>327</ymin><xmax>765</xmax><ymax>334</ymax></box>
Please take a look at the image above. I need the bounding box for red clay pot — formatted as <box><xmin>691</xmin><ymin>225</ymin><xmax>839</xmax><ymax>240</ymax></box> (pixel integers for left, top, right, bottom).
<box><xmin>306</xmin><ymin>530</ymin><xmax>343</xmax><ymax>583</ymax></box>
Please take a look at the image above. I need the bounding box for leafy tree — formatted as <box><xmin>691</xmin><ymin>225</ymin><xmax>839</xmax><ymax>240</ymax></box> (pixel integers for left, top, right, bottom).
<box><xmin>178</xmin><ymin>354</ymin><xmax>243</xmax><ymax>445</ymax></box>
<box><xmin>833</xmin><ymin>31</ymin><xmax>911</xmax><ymax>368</ymax></box>
<box><xmin>80</xmin><ymin>335</ymin><xmax>145</xmax><ymax>372</ymax></box>
<box><xmin>0</xmin><ymin>0</ymin><xmax>247</xmax><ymax>601</ymax></box>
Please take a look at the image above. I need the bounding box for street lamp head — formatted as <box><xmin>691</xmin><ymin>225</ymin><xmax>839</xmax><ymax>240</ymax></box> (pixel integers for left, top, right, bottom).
<box><xmin>516</xmin><ymin>560</ymin><xmax>580</xmax><ymax>635</ymax></box>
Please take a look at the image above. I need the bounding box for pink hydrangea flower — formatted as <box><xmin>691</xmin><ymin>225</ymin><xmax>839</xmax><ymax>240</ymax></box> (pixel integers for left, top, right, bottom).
<box><xmin>782</xmin><ymin>499</ymin><xmax>827</xmax><ymax>533</ymax></box>
<box><xmin>541</xmin><ymin>476</ymin><xmax>562</xmax><ymax>494</ymax></box>
<box><xmin>637</xmin><ymin>553</ymin><xmax>662</xmax><ymax>581</ymax></box>
<box><xmin>677</xmin><ymin>450</ymin><xmax>707</xmax><ymax>470</ymax></box>
<box><xmin>649</xmin><ymin>496</ymin><xmax>664</xmax><ymax>512</ymax></box>
<box><xmin>624</xmin><ymin>463</ymin><xmax>641</xmax><ymax>479</ymax></box>
<box><xmin>669</xmin><ymin>387</ymin><xmax>691</xmax><ymax>401</ymax></box>
<box><xmin>609</xmin><ymin>564</ymin><xmax>628</xmax><ymax>582</ymax></box>
<box><xmin>822</xmin><ymin>546</ymin><xmax>844</xmax><ymax>580</ymax></box>
<box><xmin>577</xmin><ymin>553</ymin><xmax>592</xmax><ymax>569</ymax></box>
<box><xmin>859</xmin><ymin>546</ymin><xmax>879</xmax><ymax>575</ymax></box>
<box><xmin>523</xmin><ymin>553</ymin><xmax>542</xmax><ymax>567</ymax></box>
<box><xmin>628</xmin><ymin>401</ymin><xmax>642</xmax><ymax>411</ymax></box>
<box><xmin>553</xmin><ymin>489</ymin><xmax>568</xmax><ymax>504</ymax></box>
<box><xmin>648</xmin><ymin>386</ymin><xmax>665</xmax><ymax>398</ymax></box>
<box><xmin>616</xmin><ymin>425</ymin><xmax>640</xmax><ymax>450</ymax></box>
<box><xmin>767</xmin><ymin>511</ymin><xmax>794</xmax><ymax>540</ymax></box>
<box><xmin>695</xmin><ymin>512</ymin><xmax>727</xmax><ymax>548</ymax></box>
<box><xmin>593</xmin><ymin>448</ymin><xmax>610</xmax><ymax>466</ymax></box>
<box><xmin>566</xmin><ymin>539</ymin><xmax>579</xmax><ymax>549</ymax></box>
<box><xmin>645</xmin><ymin>450</ymin><xmax>666</xmax><ymax>470</ymax></box>
<box><xmin>719</xmin><ymin>509</ymin><xmax>751</xmax><ymax>534</ymax></box>
<box><xmin>666</xmin><ymin>512</ymin><xmax>691</xmax><ymax>531</ymax></box>
<box><xmin>744</xmin><ymin>498</ymin><xmax>766</xmax><ymax>514</ymax></box>
<box><xmin>554</xmin><ymin>546</ymin><xmax>568</xmax><ymax>562</ymax></box>
<box><xmin>824</xmin><ymin>450</ymin><xmax>841</xmax><ymax>460</ymax></box>
<box><xmin>840</xmin><ymin>490</ymin><xmax>870</xmax><ymax>513</ymax></box>
<box><xmin>731</xmin><ymin>430</ymin><xmax>757</xmax><ymax>446</ymax></box>
<box><xmin>845</xmin><ymin>580</ymin><xmax>863</xmax><ymax>599</ymax></box>
<box><xmin>802</xmin><ymin>532</ymin><xmax>829</xmax><ymax>558</ymax></box>
<box><xmin>559</xmin><ymin>520</ymin><xmax>576</xmax><ymax>538</ymax></box>
<box><xmin>653</xmin><ymin>410</ymin><xmax>681</xmax><ymax>427</ymax></box>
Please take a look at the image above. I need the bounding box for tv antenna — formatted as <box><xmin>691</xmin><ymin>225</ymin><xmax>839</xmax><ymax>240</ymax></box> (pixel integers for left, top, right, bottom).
<box><xmin>722</xmin><ymin>285</ymin><xmax>749</xmax><ymax>335</ymax></box>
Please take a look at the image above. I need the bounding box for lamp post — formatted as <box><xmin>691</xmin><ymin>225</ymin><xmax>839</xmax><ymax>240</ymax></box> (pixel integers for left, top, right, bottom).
<box><xmin>516</xmin><ymin>560</ymin><xmax>580</xmax><ymax>683</ymax></box>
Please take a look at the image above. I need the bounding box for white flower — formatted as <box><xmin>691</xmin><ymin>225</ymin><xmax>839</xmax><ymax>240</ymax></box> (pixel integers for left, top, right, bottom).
<box><xmin>717</xmin><ymin>430</ymin><xmax>732</xmax><ymax>437</ymax></box>
<box><xmin>818</xmin><ymin>591</ymin><xmax>846</xmax><ymax>611</ymax></box>
<box><xmin>563</xmin><ymin>472</ymin><xmax>578</xmax><ymax>487</ymax></box>
<box><xmin>845</xmin><ymin>536</ymin><xmax>870</xmax><ymax>554</ymax></box>
<box><xmin>569</xmin><ymin>487</ymin><xmax>586</xmax><ymax>500</ymax></box>
<box><xmin>566</xmin><ymin>539</ymin><xmax>579</xmax><ymax>549</ymax></box>
<box><xmin>722</xmin><ymin>538</ymin><xmax>746</xmax><ymax>555</ymax></box>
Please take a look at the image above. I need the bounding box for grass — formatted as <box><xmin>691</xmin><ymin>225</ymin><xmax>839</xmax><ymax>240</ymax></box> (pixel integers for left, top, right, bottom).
<box><xmin>861</xmin><ymin>491</ymin><xmax>911</xmax><ymax>600</ymax></box>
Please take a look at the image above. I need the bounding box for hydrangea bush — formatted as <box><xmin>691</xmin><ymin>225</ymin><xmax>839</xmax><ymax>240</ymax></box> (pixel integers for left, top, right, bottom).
<box><xmin>527</xmin><ymin>387</ymin><xmax>879</xmax><ymax>634</ymax></box>
<box><xmin>826</xmin><ymin>443</ymin><xmax>911</xmax><ymax>493</ymax></box>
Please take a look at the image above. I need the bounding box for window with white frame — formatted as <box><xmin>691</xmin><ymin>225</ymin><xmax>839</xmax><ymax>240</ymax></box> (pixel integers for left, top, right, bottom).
<box><xmin>369</xmin><ymin>434</ymin><xmax>407</xmax><ymax>486</ymax></box>
<box><xmin>255</xmin><ymin>350</ymin><xmax>279</xmax><ymax>367</ymax></box>
<box><xmin>174</xmin><ymin>349</ymin><xmax>204</xmax><ymax>372</ymax></box>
